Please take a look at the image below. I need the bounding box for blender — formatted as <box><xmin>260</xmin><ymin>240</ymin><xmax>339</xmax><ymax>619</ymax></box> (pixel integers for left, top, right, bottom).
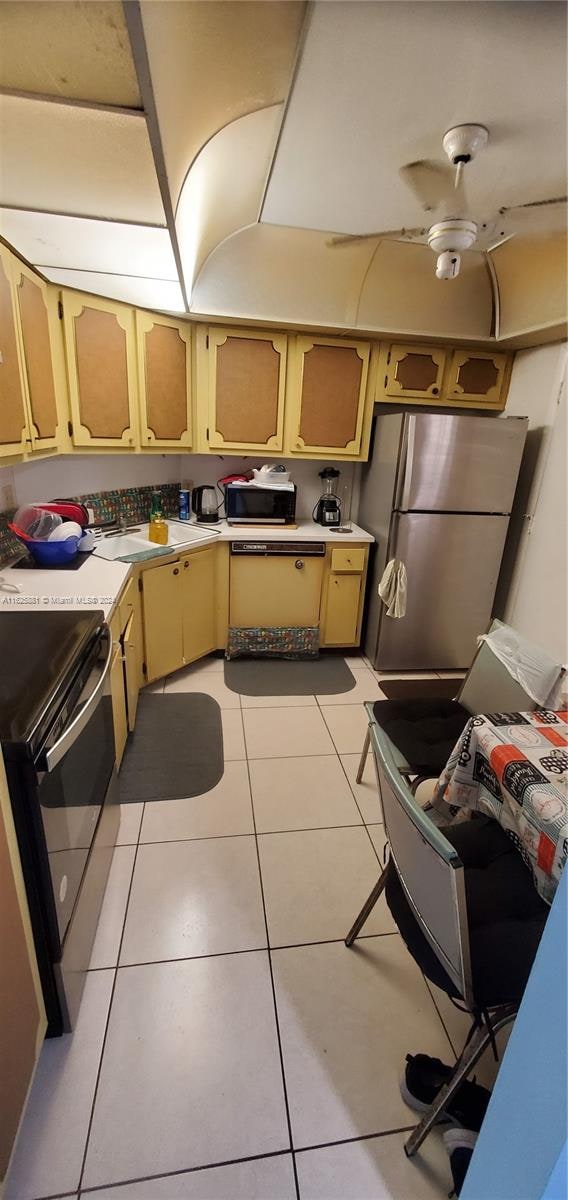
<box><xmin>314</xmin><ymin>468</ymin><xmax>342</xmax><ymax>527</ymax></box>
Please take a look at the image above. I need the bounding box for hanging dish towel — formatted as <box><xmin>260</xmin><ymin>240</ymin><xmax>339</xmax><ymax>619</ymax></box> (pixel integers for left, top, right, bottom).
<box><xmin>378</xmin><ymin>558</ymin><xmax>407</xmax><ymax>618</ymax></box>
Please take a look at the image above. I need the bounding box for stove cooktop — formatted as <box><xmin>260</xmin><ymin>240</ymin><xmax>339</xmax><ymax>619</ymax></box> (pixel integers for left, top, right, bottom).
<box><xmin>13</xmin><ymin>550</ymin><xmax>94</xmax><ymax>571</ymax></box>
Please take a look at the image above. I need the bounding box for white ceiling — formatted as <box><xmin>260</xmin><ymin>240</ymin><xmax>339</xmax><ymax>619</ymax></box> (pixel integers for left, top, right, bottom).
<box><xmin>0</xmin><ymin>209</ymin><xmax>178</xmax><ymax>279</ymax></box>
<box><xmin>262</xmin><ymin>1</ymin><xmax>568</xmax><ymax>234</ymax></box>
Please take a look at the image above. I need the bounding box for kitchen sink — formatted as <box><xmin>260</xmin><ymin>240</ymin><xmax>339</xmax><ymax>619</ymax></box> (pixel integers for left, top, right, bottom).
<box><xmin>94</xmin><ymin>521</ymin><xmax>219</xmax><ymax>563</ymax></box>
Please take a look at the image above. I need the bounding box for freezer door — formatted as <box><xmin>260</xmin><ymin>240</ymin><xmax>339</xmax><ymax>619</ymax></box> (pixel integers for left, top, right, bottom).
<box><xmin>398</xmin><ymin>414</ymin><xmax>527</xmax><ymax>513</ymax></box>
<box><xmin>376</xmin><ymin>513</ymin><xmax>510</xmax><ymax>671</ymax></box>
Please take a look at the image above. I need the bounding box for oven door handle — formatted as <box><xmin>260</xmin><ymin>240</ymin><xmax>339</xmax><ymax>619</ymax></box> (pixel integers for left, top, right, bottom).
<box><xmin>44</xmin><ymin>629</ymin><xmax>112</xmax><ymax>773</ymax></box>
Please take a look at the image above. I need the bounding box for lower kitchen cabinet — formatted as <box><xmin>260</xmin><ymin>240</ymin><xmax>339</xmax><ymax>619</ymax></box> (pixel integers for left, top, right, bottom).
<box><xmin>321</xmin><ymin>573</ymin><xmax>363</xmax><ymax>645</ymax></box>
<box><xmin>141</xmin><ymin>547</ymin><xmax>217</xmax><ymax>682</ymax></box>
<box><xmin>110</xmin><ymin>641</ymin><xmax>128</xmax><ymax>767</ymax></box>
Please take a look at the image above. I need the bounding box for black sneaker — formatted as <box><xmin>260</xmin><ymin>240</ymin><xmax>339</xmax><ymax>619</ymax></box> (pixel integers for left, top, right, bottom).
<box><xmin>400</xmin><ymin>1053</ymin><xmax>491</xmax><ymax>1132</ymax></box>
<box><xmin>443</xmin><ymin>1127</ymin><xmax>478</xmax><ymax>1196</ymax></box>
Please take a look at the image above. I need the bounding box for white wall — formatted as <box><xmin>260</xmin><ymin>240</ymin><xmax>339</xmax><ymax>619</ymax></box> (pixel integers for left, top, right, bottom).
<box><xmin>5</xmin><ymin>452</ymin><xmax>360</xmax><ymax>525</ymax></box>
<box><xmin>498</xmin><ymin>343</ymin><xmax>567</xmax><ymax>664</ymax></box>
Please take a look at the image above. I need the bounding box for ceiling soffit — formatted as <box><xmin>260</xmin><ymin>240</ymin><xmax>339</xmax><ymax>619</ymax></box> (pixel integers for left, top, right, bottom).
<box><xmin>139</xmin><ymin>0</ymin><xmax>306</xmax><ymax>208</ymax></box>
<box><xmin>0</xmin><ymin>209</ymin><xmax>177</xmax><ymax>280</ymax></box>
<box><xmin>42</xmin><ymin>268</ymin><xmax>184</xmax><ymax>315</ymax></box>
<box><xmin>0</xmin><ymin>1</ymin><xmax>141</xmax><ymax>107</ymax></box>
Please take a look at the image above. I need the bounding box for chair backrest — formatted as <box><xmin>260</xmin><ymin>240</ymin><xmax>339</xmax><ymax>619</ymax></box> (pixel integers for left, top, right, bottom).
<box><xmin>457</xmin><ymin>619</ymin><xmax>561</xmax><ymax>716</ymax></box>
<box><xmin>371</xmin><ymin>723</ymin><xmax>474</xmax><ymax>1007</ymax></box>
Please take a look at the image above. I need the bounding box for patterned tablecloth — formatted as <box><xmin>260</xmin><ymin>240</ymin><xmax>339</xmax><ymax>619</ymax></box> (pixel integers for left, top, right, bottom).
<box><xmin>434</xmin><ymin>710</ymin><xmax>568</xmax><ymax>904</ymax></box>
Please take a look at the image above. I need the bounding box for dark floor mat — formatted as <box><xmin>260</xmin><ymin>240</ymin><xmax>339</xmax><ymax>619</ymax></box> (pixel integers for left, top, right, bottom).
<box><xmin>379</xmin><ymin>676</ymin><xmax>465</xmax><ymax>701</ymax></box>
<box><xmin>224</xmin><ymin>656</ymin><xmax>356</xmax><ymax>696</ymax></box>
<box><xmin>119</xmin><ymin>693</ymin><xmax>223</xmax><ymax>802</ymax></box>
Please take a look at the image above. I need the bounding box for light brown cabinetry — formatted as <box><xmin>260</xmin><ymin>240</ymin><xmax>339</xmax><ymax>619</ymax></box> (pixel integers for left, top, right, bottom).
<box><xmin>109</xmin><ymin>578</ymin><xmax>143</xmax><ymax>765</ymax></box>
<box><xmin>445</xmin><ymin>350</ymin><xmax>509</xmax><ymax>406</ymax></box>
<box><xmin>11</xmin><ymin>259</ymin><xmax>61</xmax><ymax>451</ymax></box>
<box><xmin>206</xmin><ymin>326</ymin><xmax>287</xmax><ymax>452</ymax></box>
<box><xmin>320</xmin><ymin>544</ymin><xmax>369</xmax><ymax>647</ymax></box>
<box><xmin>384</xmin><ymin>343</ymin><xmax>446</xmax><ymax>400</ymax></box>
<box><xmin>141</xmin><ymin>547</ymin><xmax>217</xmax><ymax>683</ymax></box>
<box><xmin>378</xmin><ymin>341</ymin><xmax>511</xmax><ymax>410</ymax></box>
<box><xmin>0</xmin><ymin>755</ymin><xmax>46</xmax><ymax>1182</ymax></box>
<box><xmin>0</xmin><ymin>245</ymin><xmax>29</xmax><ymax>457</ymax></box>
<box><xmin>110</xmin><ymin>642</ymin><xmax>128</xmax><ymax>767</ymax></box>
<box><xmin>286</xmin><ymin>335</ymin><xmax>373</xmax><ymax>458</ymax></box>
<box><xmin>230</xmin><ymin>554</ymin><xmax>324</xmax><ymax>629</ymax></box>
<box><xmin>136</xmin><ymin>311</ymin><xmax>192</xmax><ymax>448</ymax></box>
<box><xmin>62</xmin><ymin>291</ymin><xmax>138</xmax><ymax>447</ymax></box>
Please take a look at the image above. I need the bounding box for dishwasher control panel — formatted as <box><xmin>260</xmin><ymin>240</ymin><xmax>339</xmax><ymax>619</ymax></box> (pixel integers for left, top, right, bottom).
<box><xmin>231</xmin><ymin>541</ymin><xmax>326</xmax><ymax>557</ymax></box>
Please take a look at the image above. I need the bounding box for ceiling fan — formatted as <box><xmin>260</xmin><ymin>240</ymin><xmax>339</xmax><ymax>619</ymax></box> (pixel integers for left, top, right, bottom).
<box><xmin>328</xmin><ymin>124</ymin><xmax>567</xmax><ymax>280</ymax></box>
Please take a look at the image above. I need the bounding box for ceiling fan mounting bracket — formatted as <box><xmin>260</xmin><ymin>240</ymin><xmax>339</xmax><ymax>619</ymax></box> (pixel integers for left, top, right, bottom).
<box><xmin>442</xmin><ymin>124</ymin><xmax>489</xmax><ymax>166</ymax></box>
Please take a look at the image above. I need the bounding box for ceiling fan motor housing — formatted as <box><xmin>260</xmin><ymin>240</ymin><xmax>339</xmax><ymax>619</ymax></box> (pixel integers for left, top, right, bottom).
<box><xmin>442</xmin><ymin>123</ymin><xmax>489</xmax><ymax>165</ymax></box>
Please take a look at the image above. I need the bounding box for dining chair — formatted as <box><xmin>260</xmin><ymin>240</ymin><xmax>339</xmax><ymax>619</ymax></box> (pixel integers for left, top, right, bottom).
<box><xmin>346</xmin><ymin>723</ymin><xmax>549</xmax><ymax>1158</ymax></box>
<box><xmin>356</xmin><ymin>619</ymin><xmax>562</xmax><ymax>792</ymax></box>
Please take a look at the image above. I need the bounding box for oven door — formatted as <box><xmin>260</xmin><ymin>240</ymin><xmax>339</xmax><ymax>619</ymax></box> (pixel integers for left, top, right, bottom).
<box><xmin>37</xmin><ymin>629</ymin><xmax>115</xmax><ymax>948</ymax></box>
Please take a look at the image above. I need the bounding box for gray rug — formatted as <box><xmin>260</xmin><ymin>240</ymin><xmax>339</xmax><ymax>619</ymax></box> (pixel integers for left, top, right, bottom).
<box><xmin>119</xmin><ymin>694</ymin><xmax>223</xmax><ymax>802</ymax></box>
<box><xmin>224</xmin><ymin>657</ymin><xmax>355</xmax><ymax>697</ymax></box>
<box><xmin>379</xmin><ymin>677</ymin><xmax>465</xmax><ymax>701</ymax></box>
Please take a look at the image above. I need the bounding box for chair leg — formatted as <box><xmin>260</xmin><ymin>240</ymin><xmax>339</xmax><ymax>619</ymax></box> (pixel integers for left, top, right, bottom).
<box><xmin>404</xmin><ymin>1006</ymin><xmax>517</xmax><ymax>1158</ymax></box>
<box><xmin>345</xmin><ymin>865</ymin><xmax>388</xmax><ymax>947</ymax></box>
<box><xmin>355</xmin><ymin>727</ymin><xmax>371</xmax><ymax>783</ymax></box>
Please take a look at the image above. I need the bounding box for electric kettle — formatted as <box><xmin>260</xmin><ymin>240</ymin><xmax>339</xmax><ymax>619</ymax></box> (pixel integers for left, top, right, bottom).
<box><xmin>192</xmin><ymin>485</ymin><xmax>219</xmax><ymax>523</ymax></box>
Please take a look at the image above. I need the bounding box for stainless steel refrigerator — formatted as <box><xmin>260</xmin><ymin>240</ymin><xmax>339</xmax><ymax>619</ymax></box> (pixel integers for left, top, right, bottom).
<box><xmin>359</xmin><ymin>412</ymin><xmax>528</xmax><ymax>671</ymax></box>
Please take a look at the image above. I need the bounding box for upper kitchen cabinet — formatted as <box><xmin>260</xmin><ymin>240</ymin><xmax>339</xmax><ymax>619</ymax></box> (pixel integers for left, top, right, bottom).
<box><xmin>136</xmin><ymin>311</ymin><xmax>192</xmax><ymax>449</ymax></box>
<box><xmin>0</xmin><ymin>245</ymin><xmax>28</xmax><ymax>457</ymax></box>
<box><xmin>11</xmin><ymin>258</ymin><xmax>62</xmax><ymax>452</ymax></box>
<box><xmin>445</xmin><ymin>350</ymin><xmax>509</xmax><ymax>407</ymax></box>
<box><xmin>206</xmin><ymin>327</ymin><xmax>287</xmax><ymax>453</ymax></box>
<box><xmin>62</xmin><ymin>291</ymin><xmax>139</xmax><ymax>448</ymax></box>
<box><xmin>384</xmin><ymin>342</ymin><xmax>446</xmax><ymax>400</ymax></box>
<box><xmin>285</xmin><ymin>335</ymin><xmax>374</xmax><ymax>459</ymax></box>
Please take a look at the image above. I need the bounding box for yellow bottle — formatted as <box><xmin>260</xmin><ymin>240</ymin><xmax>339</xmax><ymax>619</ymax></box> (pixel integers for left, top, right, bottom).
<box><xmin>148</xmin><ymin>491</ymin><xmax>169</xmax><ymax>545</ymax></box>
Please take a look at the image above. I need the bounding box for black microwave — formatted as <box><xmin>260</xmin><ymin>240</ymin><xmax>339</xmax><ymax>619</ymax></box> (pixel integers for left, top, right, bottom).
<box><xmin>226</xmin><ymin>482</ymin><xmax>297</xmax><ymax>525</ymax></box>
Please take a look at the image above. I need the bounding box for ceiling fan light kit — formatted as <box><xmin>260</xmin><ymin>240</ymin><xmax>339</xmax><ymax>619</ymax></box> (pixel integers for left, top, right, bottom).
<box><xmin>428</xmin><ymin>219</ymin><xmax>478</xmax><ymax>279</ymax></box>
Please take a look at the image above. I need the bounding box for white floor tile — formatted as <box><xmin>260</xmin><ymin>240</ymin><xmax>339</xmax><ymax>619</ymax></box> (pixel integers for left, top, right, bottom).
<box><xmin>241</xmin><ymin>692</ymin><xmax>317</xmax><ymax>708</ymax></box>
<box><xmin>340</xmin><ymin>752</ymin><xmax>382</xmax><ymax>824</ymax></box>
<box><xmin>5</xmin><ymin>970</ymin><xmax>114</xmax><ymax>1200</ymax></box>
<box><xmin>342</xmin><ymin>654</ymin><xmax>369</xmax><ymax>668</ymax></box>
<box><xmin>116</xmin><ymin>802</ymin><xmax>144</xmax><ymax>846</ymax></box>
<box><xmin>317</xmin><ymin>667</ymin><xmax>386</xmax><ymax>706</ymax></box>
<box><xmin>143</xmin><ymin>677</ymin><xmax>165</xmax><ymax>694</ymax></box>
<box><xmin>320</xmin><ymin>703</ymin><xmax>369</xmax><ymax>755</ymax></box>
<box><xmin>222</xmin><ymin>709</ymin><xmax>246</xmax><ymax>760</ymax></box>
<box><xmin>140</xmin><ymin>762</ymin><xmax>254</xmax><ymax>842</ymax></box>
<box><xmin>243</xmin><ymin>707</ymin><xmax>336</xmax><ymax>759</ymax></box>
<box><xmin>89</xmin><ymin>1153</ymin><xmax>296</xmax><ymax>1199</ymax></box>
<box><xmin>271</xmin><ymin>937</ymin><xmax>452</xmax><ymax>1148</ymax></box>
<box><xmin>197</xmin><ymin>655</ymin><xmax>226</xmax><ymax>673</ymax></box>
<box><xmin>258</xmin><ymin>826</ymin><xmax>395</xmax><ymax>946</ymax></box>
<box><xmin>120</xmin><ymin>836</ymin><xmax>266</xmax><ymax>964</ymax></box>
<box><xmin>83</xmin><ymin>954</ymin><xmax>289</xmax><ymax>1187</ymax></box>
<box><xmin>89</xmin><ymin>845</ymin><xmax>136</xmax><ymax>970</ymax></box>
<box><xmin>165</xmin><ymin>669</ymin><xmax>240</xmax><ymax>709</ymax></box>
<box><xmin>296</xmin><ymin>1129</ymin><xmax>450</xmax><ymax>1199</ymax></box>
<box><xmin>250</xmin><ymin>755</ymin><xmax>362</xmax><ymax>833</ymax></box>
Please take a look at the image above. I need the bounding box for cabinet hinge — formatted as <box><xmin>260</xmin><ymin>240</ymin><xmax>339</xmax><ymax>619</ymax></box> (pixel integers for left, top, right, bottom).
<box><xmin>386</xmin><ymin>349</ymin><xmax>391</xmax><ymax>365</ymax></box>
<box><xmin>206</xmin><ymin>427</ymin><xmax>209</xmax><ymax>440</ymax></box>
<box><xmin>142</xmin><ymin>661</ymin><xmax>147</xmax><ymax>677</ymax></box>
<box><xmin>67</xmin><ymin>419</ymin><xmax>73</xmax><ymax>437</ymax></box>
<box><xmin>138</xmin><ymin>577</ymin><xmax>143</xmax><ymax>593</ymax></box>
<box><xmin>384</xmin><ymin>375</ymin><xmax>388</xmax><ymax>388</ymax></box>
<box><xmin>57</xmin><ymin>299</ymin><xmax>63</xmax><ymax>319</ymax></box>
<box><xmin>205</xmin><ymin>334</ymin><xmax>209</xmax><ymax>349</ymax></box>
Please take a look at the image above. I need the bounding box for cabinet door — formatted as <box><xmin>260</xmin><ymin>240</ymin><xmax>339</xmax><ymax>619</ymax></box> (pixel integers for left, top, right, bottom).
<box><xmin>142</xmin><ymin>560</ymin><xmax>183</xmax><ymax>682</ymax></box>
<box><xmin>12</xmin><ymin>259</ymin><xmax>60</xmax><ymax>451</ymax></box>
<box><xmin>208</xmin><ymin>327</ymin><xmax>287</xmax><ymax>452</ymax></box>
<box><xmin>321</xmin><ymin>573</ymin><xmax>362</xmax><ymax>646</ymax></box>
<box><xmin>289</xmin><ymin>336</ymin><xmax>371</xmax><ymax>455</ymax></box>
<box><xmin>110</xmin><ymin>642</ymin><xmax>128</xmax><ymax>767</ymax></box>
<box><xmin>0</xmin><ymin>247</ymin><xmax>28</xmax><ymax>457</ymax></box>
<box><xmin>62</xmin><ymin>291</ymin><xmax>138</xmax><ymax>447</ymax></box>
<box><xmin>385</xmin><ymin>343</ymin><xmax>446</xmax><ymax>400</ymax></box>
<box><xmin>123</xmin><ymin>612</ymin><xmax>141</xmax><ymax>732</ymax></box>
<box><xmin>181</xmin><ymin>548</ymin><xmax>216</xmax><ymax>664</ymax></box>
<box><xmin>445</xmin><ymin>350</ymin><xmax>509</xmax><ymax>407</ymax></box>
<box><xmin>136</xmin><ymin>311</ymin><xmax>192</xmax><ymax>448</ymax></box>
<box><xmin>230</xmin><ymin>556</ymin><xmax>324</xmax><ymax>628</ymax></box>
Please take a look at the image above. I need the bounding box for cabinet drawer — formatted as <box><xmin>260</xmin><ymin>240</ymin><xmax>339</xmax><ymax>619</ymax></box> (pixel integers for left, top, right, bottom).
<box><xmin>118</xmin><ymin>577</ymin><xmax>135</xmax><ymax>634</ymax></box>
<box><xmin>330</xmin><ymin>547</ymin><xmax>366</xmax><ymax>573</ymax></box>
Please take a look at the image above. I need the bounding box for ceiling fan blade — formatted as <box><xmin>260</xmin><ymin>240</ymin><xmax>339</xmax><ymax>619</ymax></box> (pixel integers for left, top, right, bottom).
<box><xmin>327</xmin><ymin>227</ymin><xmax>425</xmax><ymax>248</ymax></box>
<box><xmin>399</xmin><ymin>160</ymin><xmax>456</xmax><ymax>212</ymax></box>
<box><xmin>499</xmin><ymin>195</ymin><xmax>567</xmax><ymax>214</ymax></box>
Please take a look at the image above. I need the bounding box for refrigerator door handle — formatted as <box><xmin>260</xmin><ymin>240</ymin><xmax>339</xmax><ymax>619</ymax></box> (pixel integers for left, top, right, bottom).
<box><xmin>399</xmin><ymin>414</ymin><xmax>416</xmax><ymax>511</ymax></box>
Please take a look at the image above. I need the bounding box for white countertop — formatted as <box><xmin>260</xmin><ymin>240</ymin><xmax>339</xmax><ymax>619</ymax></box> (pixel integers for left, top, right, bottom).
<box><xmin>0</xmin><ymin>520</ymin><xmax>373</xmax><ymax>617</ymax></box>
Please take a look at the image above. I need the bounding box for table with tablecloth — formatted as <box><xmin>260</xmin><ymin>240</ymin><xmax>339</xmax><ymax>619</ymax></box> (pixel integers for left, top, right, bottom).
<box><xmin>434</xmin><ymin>710</ymin><xmax>568</xmax><ymax>904</ymax></box>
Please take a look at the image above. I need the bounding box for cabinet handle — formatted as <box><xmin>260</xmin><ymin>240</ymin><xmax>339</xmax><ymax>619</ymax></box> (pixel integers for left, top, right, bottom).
<box><xmin>184</xmin><ymin>561</ymin><xmax>189</xmax><ymax>568</ymax></box>
<box><xmin>431</xmin><ymin>387</ymin><xmax>439</xmax><ymax>396</ymax></box>
<box><xmin>173</xmin><ymin>568</ymin><xmax>179</xmax><ymax>576</ymax></box>
<box><xmin>295</xmin><ymin>560</ymin><xmax>304</xmax><ymax>570</ymax></box>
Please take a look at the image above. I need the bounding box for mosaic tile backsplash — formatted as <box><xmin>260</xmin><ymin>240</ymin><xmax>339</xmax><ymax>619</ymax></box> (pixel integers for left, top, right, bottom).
<box><xmin>0</xmin><ymin>483</ymin><xmax>180</xmax><ymax>567</ymax></box>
